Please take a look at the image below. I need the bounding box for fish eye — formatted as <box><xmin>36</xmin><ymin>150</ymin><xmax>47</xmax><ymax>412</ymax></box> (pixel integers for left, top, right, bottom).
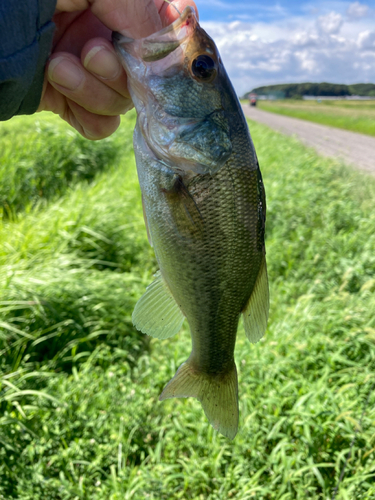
<box><xmin>191</xmin><ymin>55</ymin><xmax>216</xmax><ymax>81</ymax></box>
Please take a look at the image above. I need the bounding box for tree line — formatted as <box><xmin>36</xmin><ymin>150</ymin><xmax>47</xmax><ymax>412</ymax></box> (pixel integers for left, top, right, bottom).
<box><xmin>248</xmin><ymin>82</ymin><xmax>375</xmax><ymax>98</ymax></box>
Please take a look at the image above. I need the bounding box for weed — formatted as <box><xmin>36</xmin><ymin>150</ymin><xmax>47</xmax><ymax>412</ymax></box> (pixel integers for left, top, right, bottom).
<box><xmin>0</xmin><ymin>114</ymin><xmax>374</xmax><ymax>498</ymax></box>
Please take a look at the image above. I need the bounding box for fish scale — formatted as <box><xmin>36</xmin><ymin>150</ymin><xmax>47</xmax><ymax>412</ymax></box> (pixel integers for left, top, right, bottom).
<box><xmin>114</xmin><ymin>6</ymin><xmax>269</xmax><ymax>439</ymax></box>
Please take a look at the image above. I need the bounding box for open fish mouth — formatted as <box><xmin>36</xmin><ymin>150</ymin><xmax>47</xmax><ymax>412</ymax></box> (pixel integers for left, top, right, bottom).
<box><xmin>112</xmin><ymin>7</ymin><xmax>219</xmax><ymax>82</ymax></box>
<box><xmin>112</xmin><ymin>6</ymin><xmax>197</xmax><ymax>61</ymax></box>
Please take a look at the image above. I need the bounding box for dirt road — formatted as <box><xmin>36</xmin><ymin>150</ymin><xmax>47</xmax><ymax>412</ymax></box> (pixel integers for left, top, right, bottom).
<box><xmin>242</xmin><ymin>104</ymin><xmax>375</xmax><ymax>174</ymax></box>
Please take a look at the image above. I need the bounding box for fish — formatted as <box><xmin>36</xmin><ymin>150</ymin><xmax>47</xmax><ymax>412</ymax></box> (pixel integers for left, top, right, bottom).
<box><xmin>113</xmin><ymin>6</ymin><xmax>269</xmax><ymax>439</ymax></box>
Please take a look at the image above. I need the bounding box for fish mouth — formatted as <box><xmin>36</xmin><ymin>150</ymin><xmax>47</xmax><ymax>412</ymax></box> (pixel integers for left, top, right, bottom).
<box><xmin>113</xmin><ymin>5</ymin><xmax>219</xmax><ymax>83</ymax></box>
<box><xmin>140</xmin><ymin>5</ymin><xmax>197</xmax><ymax>40</ymax></box>
<box><xmin>112</xmin><ymin>6</ymin><xmax>197</xmax><ymax>62</ymax></box>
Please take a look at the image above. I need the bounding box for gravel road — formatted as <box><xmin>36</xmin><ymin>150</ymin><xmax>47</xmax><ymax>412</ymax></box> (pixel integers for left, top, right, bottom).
<box><xmin>242</xmin><ymin>104</ymin><xmax>375</xmax><ymax>174</ymax></box>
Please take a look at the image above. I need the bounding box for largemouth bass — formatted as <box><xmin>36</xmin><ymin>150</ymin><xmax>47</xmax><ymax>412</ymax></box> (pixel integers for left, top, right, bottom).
<box><xmin>113</xmin><ymin>6</ymin><xmax>269</xmax><ymax>439</ymax></box>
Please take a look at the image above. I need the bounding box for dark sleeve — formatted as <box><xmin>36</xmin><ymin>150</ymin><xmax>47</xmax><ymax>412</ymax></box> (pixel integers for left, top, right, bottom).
<box><xmin>0</xmin><ymin>0</ymin><xmax>57</xmax><ymax>120</ymax></box>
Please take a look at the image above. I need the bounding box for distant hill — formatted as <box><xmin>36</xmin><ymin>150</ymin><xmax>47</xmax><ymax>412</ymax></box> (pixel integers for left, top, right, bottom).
<box><xmin>248</xmin><ymin>82</ymin><xmax>375</xmax><ymax>98</ymax></box>
<box><xmin>348</xmin><ymin>83</ymin><xmax>375</xmax><ymax>96</ymax></box>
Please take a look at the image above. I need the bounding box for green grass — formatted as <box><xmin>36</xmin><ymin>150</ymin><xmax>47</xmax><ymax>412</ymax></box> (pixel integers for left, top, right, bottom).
<box><xmin>1</xmin><ymin>112</ymin><xmax>375</xmax><ymax>499</ymax></box>
<box><xmin>257</xmin><ymin>99</ymin><xmax>375</xmax><ymax>137</ymax></box>
<box><xmin>0</xmin><ymin>113</ymin><xmax>123</xmax><ymax>219</ymax></box>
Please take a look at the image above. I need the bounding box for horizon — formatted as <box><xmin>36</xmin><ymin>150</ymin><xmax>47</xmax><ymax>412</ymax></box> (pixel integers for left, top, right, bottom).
<box><xmin>198</xmin><ymin>1</ymin><xmax>375</xmax><ymax>95</ymax></box>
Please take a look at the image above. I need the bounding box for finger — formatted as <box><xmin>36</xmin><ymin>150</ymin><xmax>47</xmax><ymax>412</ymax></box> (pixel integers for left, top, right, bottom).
<box><xmin>63</xmin><ymin>99</ymin><xmax>121</xmax><ymax>140</ymax></box>
<box><xmin>47</xmin><ymin>53</ymin><xmax>132</xmax><ymax>116</ymax></box>
<box><xmin>53</xmin><ymin>10</ymin><xmax>111</xmax><ymax>55</ymax></box>
<box><xmin>37</xmin><ymin>82</ymin><xmax>66</xmax><ymax>115</ymax></box>
<box><xmin>56</xmin><ymin>0</ymin><xmax>89</xmax><ymax>12</ymax></box>
<box><xmin>38</xmin><ymin>85</ymin><xmax>121</xmax><ymax>140</ymax></box>
<box><xmin>156</xmin><ymin>0</ymin><xmax>199</xmax><ymax>26</ymax></box>
<box><xmin>91</xmin><ymin>0</ymin><xmax>162</xmax><ymax>38</ymax></box>
<box><xmin>81</xmin><ymin>38</ymin><xmax>131</xmax><ymax>99</ymax></box>
<box><xmin>62</xmin><ymin>99</ymin><xmax>121</xmax><ymax>141</ymax></box>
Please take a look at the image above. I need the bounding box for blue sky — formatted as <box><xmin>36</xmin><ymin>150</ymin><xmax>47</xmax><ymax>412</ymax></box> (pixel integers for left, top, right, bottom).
<box><xmin>198</xmin><ymin>0</ymin><xmax>375</xmax><ymax>22</ymax></box>
<box><xmin>196</xmin><ymin>1</ymin><xmax>375</xmax><ymax>94</ymax></box>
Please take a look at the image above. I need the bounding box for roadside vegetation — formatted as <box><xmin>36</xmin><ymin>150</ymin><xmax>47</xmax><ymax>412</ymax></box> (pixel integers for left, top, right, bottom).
<box><xmin>257</xmin><ymin>99</ymin><xmax>375</xmax><ymax>137</ymax></box>
<box><xmin>0</xmin><ymin>111</ymin><xmax>374</xmax><ymax>499</ymax></box>
<box><xmin>0</xmin><ymin>114</ymin><xmax>122</xmax><ymax>219</ymax></box>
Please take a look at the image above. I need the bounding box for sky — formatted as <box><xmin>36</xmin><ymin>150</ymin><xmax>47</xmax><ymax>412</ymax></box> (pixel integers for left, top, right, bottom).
<box><xmin>196</xmin><ymin>0</ymin><xmax>375</xmax><ymax>95</ymax></box>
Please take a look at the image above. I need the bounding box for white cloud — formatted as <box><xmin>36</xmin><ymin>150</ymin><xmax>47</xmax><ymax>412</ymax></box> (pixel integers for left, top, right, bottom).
<box><xmin>201</xmin><ymin>11</ymin><xmax>375</xmax><ymax>96</ymax></box>
<box><xmin>347</xmin><ymin>2</ymin><xmax>369</xmax><ymax>19</ymax></box>
<box><xmin>317</xmin><ymin>12</ymin><xmax>343</xmax><ymax>34</ymax></box>
<box><xmin>358</xmin><ymin>30</ymin><xmax>375</xmax><ymax>50</ymax></box>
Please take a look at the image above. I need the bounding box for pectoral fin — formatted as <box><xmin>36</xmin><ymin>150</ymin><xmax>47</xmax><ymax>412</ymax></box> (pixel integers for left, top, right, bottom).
<box><xmin>132</xmin><ymin>272</ymin><xmax>184</xmax><ymax>339</ymax></box>
<box><xmin>242</xmin><ymin>257</ymin><xmax>269</xmax><ymax>343</ymax></box>
<box><xmin>162</xmin><ymin>175</ymin><xmax>204</xmax><ymax>238</ymax></box>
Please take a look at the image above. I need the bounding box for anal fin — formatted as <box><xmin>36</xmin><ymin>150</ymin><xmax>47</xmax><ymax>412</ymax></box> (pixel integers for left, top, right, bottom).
<box><xmin>242</xmin><ymin>257</ymin><xmax>269</xmax><ymax>343</ymax></box>
<box><xmin>132</xmin><ymin>271</ymin><xmax>184</xmax><ymax>339</ymax></box>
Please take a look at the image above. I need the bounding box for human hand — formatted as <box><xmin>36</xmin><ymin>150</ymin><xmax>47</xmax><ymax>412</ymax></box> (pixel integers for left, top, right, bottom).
<box><xmin>38</xmin><ymin>0</ymin><xmax>197</xmax><ymax>140</ymax></box>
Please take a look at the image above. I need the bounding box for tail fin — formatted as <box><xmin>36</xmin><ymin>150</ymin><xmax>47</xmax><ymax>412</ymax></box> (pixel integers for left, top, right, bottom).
<box><xmin>159</xmin><ymin>361</ymin><xmax>238</xmax><ymax>439</ymax></box>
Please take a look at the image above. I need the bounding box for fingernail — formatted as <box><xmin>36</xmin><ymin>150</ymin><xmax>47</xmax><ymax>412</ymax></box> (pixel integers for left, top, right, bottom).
<box><xmin>48</xmin><ymin>56</ymin><xmax>83</xmax><ymax>90</ymax></box>
<box><xmin>83</xmin><ymin>46</ymin><xmax>121</xmax><ymax>80</ymax></box>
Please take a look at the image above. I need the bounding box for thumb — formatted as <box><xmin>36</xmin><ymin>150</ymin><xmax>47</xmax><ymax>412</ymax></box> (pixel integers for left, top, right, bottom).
<box><xmin>90</xmin><ymin>0</ymin><xmax>163</xmax><ymax>38</ymax></box>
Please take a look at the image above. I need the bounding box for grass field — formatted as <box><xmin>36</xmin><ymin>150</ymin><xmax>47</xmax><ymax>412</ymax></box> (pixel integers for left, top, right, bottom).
<box><xmin>1</xmin><ymin>111</ymin><xmax>375</xmax><ymax>499</ymax></box>
<box><xmin>257</xmin><ymin>100</ymin><xmax>375</xmax><ymax>137</ymax></box>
